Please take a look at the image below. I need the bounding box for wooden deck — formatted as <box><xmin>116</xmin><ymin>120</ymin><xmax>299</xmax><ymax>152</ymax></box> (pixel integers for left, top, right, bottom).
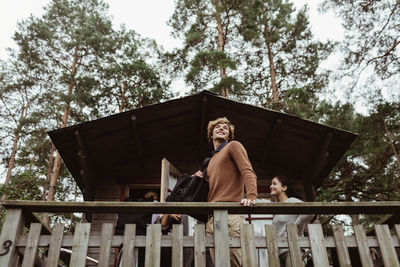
<box><xmin>0</xmin><ymin>200</ymin><xmax>399</xmax><ymax>267</ymax></box>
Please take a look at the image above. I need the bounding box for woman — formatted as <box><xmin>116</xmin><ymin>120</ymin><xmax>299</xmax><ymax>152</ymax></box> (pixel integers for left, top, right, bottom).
<box><xmin>270</xmin><ymin>175</ymin><xmax>313</xmax><ymax>267</ymax></box>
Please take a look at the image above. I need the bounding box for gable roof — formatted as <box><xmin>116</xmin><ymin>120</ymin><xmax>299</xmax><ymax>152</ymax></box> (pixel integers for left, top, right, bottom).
<box><xmin>48</xmin><ymin>90</ymin><xmax>357</xmax><ymax>200</ymax></box>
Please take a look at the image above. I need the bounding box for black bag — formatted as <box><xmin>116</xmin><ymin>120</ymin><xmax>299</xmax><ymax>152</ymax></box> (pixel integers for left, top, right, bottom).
<box><xmin>166</xmin><ymin>173</ymin><xmax>209</xmax><ymax>202</ymax></box>
<box><xmin>165</xmin><ymin>158</ymin><xmax>210</xmax><ymax>222</ymax></box>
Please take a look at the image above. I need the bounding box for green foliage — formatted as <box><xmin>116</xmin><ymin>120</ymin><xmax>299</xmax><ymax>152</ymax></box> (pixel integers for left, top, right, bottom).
<box><xmin>320</xmin><ymin>0</ymin><xmax>400</xmax><ymax>105</ymax></box>
<box><xmin>0</xmin><ymin>170</ymin><xmax>45</xmax><ymax>200</ymax></box>
<box><xmin>316</xmin><ymin>101</ymin><xmax>400</xmax><ymax>227</ymax></box>
<box><xmin>168</xmin><ymin>0</ymin><xmax>246</xmax><ymax>95</ymax></box>
<box><xmin>0</xmin><ymin>0</ymin><xmax>398</xmax><ymax>233</ymax></box>
<box><xmin>238</xmin><ymin>0</ymin><xmax>334</xmax><ymax>109</ymax></box>
<box><xmin>0</xmin><ymin>0</ymin><xmax>172</xmax><ymax>213</ymax></box>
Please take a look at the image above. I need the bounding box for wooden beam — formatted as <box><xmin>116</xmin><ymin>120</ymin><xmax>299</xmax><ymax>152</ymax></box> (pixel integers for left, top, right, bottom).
<box><xmin>74</xmin><ymin>130</ymin><xmax>94</xmax><ymax>199</ymax></box>
<box><xmin>2</xmin><ymin>200</ymin><xmax>400</xmax><ymax>215</ymax></box>
<box><xmin>0</xmin><ymin>209</ymin><xmax>25</xmax><ymax>267</ymax></box>
<box><xmin>131</xmin><ymin>114</ymin><xmax>144</xmax><ymax>165</ymax></box>
<box><xmin>305</xmin><ymin>132</ymin><xmax>333</xmax><ymax>184</ymax></box>
<box><xmin>304</xmin><ymin>182</ymin><xmax>316</xmax><ymax>202</ymax></box>
<box><xmin>198</xmin><ymin>95</ymin><xmax>208</xmax><ymax>159</ymax></box>
<box><xmin>260</xmin><ymin>118</ymin><xmax>282</xmax><ymax>164</ymax></box>
<box><xmin>14</xmin><ymin>232</ymin><xmax>400</xmax><ymax>249</ymax></box>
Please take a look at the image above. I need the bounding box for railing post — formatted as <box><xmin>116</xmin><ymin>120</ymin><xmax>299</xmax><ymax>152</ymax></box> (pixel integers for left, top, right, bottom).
<box><xmin>213</xmin><ymin>209</ymin><xmax>230</xmax><ymax>267</ymax></box>
<box><xmin>0</xmin><ymin>208</ymin><xmax>25</xmax><ymax>267</ymax></box>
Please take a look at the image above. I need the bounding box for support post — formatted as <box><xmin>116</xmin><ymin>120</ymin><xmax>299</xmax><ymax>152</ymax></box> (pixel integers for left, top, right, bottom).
<box><xmin>0</xmin><ymin>208</ymin><xmax>25</xmax><ymax>267</ymax></box>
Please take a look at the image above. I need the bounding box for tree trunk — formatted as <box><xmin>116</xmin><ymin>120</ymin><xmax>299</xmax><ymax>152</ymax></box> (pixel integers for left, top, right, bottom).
<box><xmin>47</xmin><ymin>47</ymin><xmax>79</xmax><ymax>201</ymax></box>
<box><xmin>382</xmin><ymin>116</ymin><xmax>400</xmax><ymax>173</ymax></box>
<box><xmin>4</xmin><ymin>133</ymin><xmax>21</xmax><ymax>187</ymax></box>
<box><xmin>120</xmin><ymin>81</ymin><xmax>127</xmax><ymax>112</ymax></box>
<box><xmin>262</xmin><ymin>6</ymin><xmax>279</xmax><ymax>106</ymax></box>
<box><xmin>2</xmin><ymin>105</ymin><xmax>28</xmax><ymax>200</ymax></box>
<box><xmin>212</xmin><ymin>0</ymin><xmax>228</xmax><ymax>98</ymax></box>
<box><xmin>42</xmin><ymin>144</ymin><xmax>55</xmax><ymax>200</ymax></box>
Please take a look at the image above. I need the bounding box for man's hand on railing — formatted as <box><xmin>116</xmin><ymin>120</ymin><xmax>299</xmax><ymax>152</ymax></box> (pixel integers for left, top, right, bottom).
<box><xmin>240</xmin><ymin>198</ymin><xmax>256</xmax><ymax>206</ymax></box>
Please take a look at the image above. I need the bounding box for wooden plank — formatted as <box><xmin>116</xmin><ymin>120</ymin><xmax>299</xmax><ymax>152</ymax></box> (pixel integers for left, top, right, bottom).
<box><xmin>15</xmin><ymin>233</ymin><xmax>398</xmax><ymax>250</ymax></box>
<box><xmin>47</xmin><ymin>223</ymin><xmax>64</xmax><ymax>267</ymax></box>
<box><xmin>121</xmin><ymin>224</ymin><xmax>136</xmax><ymax>267</ymax></box>
<box><xmin>21</xmin><ymin>223</ymin><xmax>42</xmax><ymax>267</ymax></box>
<box><xmin>2</xmin><ymin>200</ymin><xmax>400</xmax><ymax>215</ymax></box>
<box><xmin>240</xmin><ymin>224</ymin><xmax>257</xmax><ymax>267</ymax></box>
<box><xmin>286</xmin><ymin>224</ymin><xmax>304</xmax><ymax>267</ymax></box>
<box><xmin>264</xmin><ymin>224</ymin><xmax>280</xmax><ymax>267</ymax></box>
<box><xmin>0</xmin><ymin>208</ymin><xmax>25</xmax><ymax>267</ymax></box>
<box><xmin>213</xmin><ymin>210</ymin><xmax>230</xmax><ymax>267</ymax></box>
<box><xmin>332</xmin><ymin>225</ymin><xmax>351</xmax><ymax>267</ymax></box>
<box><xmin>354</xmin><ymin>224</ymin><xmax>374</xmax><ymax>267</ymax></box>
<box><xmin>70</xmin><ymin>223</ymin><xmax>91</xmax><ymax>267</ymax></box>
<box><xmin>160</xmin><ymin>158</ymin><xmax>170</xmax><ymax>202</ymax></box>
<box><xmin>145</xmin><ymin>224</ymin><xmax>161</xmax><ymax>267</ymax></box>
<box><xmin>395</xmin><ymin>224</ymin><xmax>400</xmax><ymax>242</ymax></box>
<box><xmin>172</xmin><ymin>224</ymin><xmax>183</xmax><ymax>267</ymax></box>
<box><xmin>131</xmin><ymin>114</ymin><xmax>145</xmax><ymax>165</ymax></box>
<box><xmin>374</xmin><ymin>224</ymin><xmax>400</xmax><ymax>267</ymax></box>
<box><xmin>98</xmin><ymin>223</ymin><xmax>114</xmax><ymax>267</ymax></box>
<box><xmin>194</xmin><ymin>224</ymin><xmax>206</xmax><ymax>267</ymax></box>
<box><xmin>308</xmin><ymin>224</ymin><xmax>329</xmax><ymax>267</ymax></box>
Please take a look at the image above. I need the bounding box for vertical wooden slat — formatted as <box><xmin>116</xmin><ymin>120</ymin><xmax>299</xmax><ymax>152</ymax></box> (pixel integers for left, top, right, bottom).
<box><xmin>121</xmin><ymin>224</ymin><xmax>136</xmax><ymax>267</ymax></box>
<box><xmin>240</xmin><ymin>224</ymin><xmax>257</xmax><ymax>267</ymax></box>
<box><xmin>213</xmin><ymin>210</ymin><xmax>230</xmax><ymax>267</ymax></box>
<box><xmin>286</xmin><ymin>224</ymin><xmax>303</xmax><ymax>267</ymax></box>
<box><xmin>353</xmin><ymin>224</ymin><xmax>374</xmax><ymax>267</ymax></box>
<box><xmin>194</xmin><ymin>224</ymin><xmax>206</xmax><ymax>267</ymax></box>
<box><xmin>70</xmin><ymin>223</ymin><xmax>91</xmax><ymax>267</ymax></box>
<box><xmin>308</xmin><ymin>224</ymin><xmax>329</xmax><ymax>267</ymax></box>
<box><xmin>265</xmin><ymin>224</ymin><xmax>280</xmax><ymax>267</ymax></box>
<box><xmin>21</xmin><ymin>223</ymin><xmax>42</xmax><ymax>267</ymax></box>
<box><xmin>47</xmin><ymin>223</ymin><xmax>64</xmax><ymax>267</ymax></box>
<box><xmin>160</xmin><ymin>158</ymin><xmax>170</xmax><ymax>202</ymax></box>
<box><xmin>98</xmin><ymin>223</ymin><xmax>114</xmax><ymax>267</ymax></box>
<box><xmin>172</xmin><ymin>224</ymin><xmax>183</xmax><ymax>267</ymax></box>
<box><xmin>145</xmin><ymin>223</ymin><xmax>161</xmax><ymax>267</ymax></box>
<box><xmin>374</xmin><ymin>224</ymin><xmax>400</xmax><ymax>267</ymax></box>
<box><xmin>0</xmin><ymin>209</ymin><xmax>25</xmax><ymax>267</ymax></box>
<box><xmin>332</xmin><ymin>225</ymin><xmax>351</xmax><ymax>267</ymax></box>
<box><xmin>395</xmin><ymin>224</ymin><xmax>400</xmax><ymax>242</ymax></box>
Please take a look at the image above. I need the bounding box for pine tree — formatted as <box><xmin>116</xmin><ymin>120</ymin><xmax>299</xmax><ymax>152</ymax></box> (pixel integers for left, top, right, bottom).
<box><xmin>12</xmin><ymin>0</ymin><xmax>116</xmax><ymax>201</ymax></box>
<box><xmin>316</xmin><ymin>101</ymin><xmax>400</xmax><ymax>228</ymax></box>
<box><xmin>0</xmin><ymin>56</ymin><xmax>48</xmax><ymax>199</ymax></box>
<box><xmin>320</xmin><ymin>0</ymin><xmax>400</xmax><ymax>104</ymax></box>
<box><xmin>168</xmin><ymin>0</ymin><xmax>246</xmax><ymax>97</ymax></box>
<box><xmin>97</xmin><ymin>27</ymin><xmax>172</xmax><ymax>115</ymax></box>
<box><xmin>238</xmin><ymin>0</ymin><xmax>334</xmax><ymax>111</ymax></box>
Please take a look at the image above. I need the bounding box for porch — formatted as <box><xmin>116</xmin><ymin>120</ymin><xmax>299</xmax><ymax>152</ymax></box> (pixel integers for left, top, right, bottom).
<box><xmin>1</xmin><ymin>200</ymin><xmax>399</xmax><ymax>267</ymax></box>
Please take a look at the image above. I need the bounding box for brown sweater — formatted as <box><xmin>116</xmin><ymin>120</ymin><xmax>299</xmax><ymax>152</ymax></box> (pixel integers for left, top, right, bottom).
<box><xmin>207</xmin><ymin>141</ymin><xmax>258</xmax><ymax>202</ymax></box>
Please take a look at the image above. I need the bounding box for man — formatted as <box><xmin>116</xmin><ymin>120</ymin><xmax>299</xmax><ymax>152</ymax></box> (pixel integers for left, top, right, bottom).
<box><xmin>198</xmin><ymin>117</ymin><xmax>258</xmax><ymax>267</ymax></box>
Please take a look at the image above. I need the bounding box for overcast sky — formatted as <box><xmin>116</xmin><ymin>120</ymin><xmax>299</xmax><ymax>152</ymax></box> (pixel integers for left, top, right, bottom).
<box><xmin>1</xmin><ymin>0</ymin><xmax>344</xmax><ymax>96</ymax></box>
<box><xmin>1</xmin><ymin>0</ymin><xmax>343</xmax><ymax>56</ymax></box>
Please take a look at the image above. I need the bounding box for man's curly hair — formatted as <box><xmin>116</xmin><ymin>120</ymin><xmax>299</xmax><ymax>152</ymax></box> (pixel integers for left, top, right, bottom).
<box><xmin>207</xmin><ymin>117</ymin><xmax>235</xmax><ymax>143</ymax></box>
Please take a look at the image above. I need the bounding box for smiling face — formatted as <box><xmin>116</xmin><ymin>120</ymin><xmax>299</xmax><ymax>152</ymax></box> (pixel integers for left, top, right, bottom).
<box><xmin>270</xmin><ymin>177</ymin><xmax>287</xmax><ymax>197</ymax></box>
<box><xmin>212</xmin><ymin>122</ymin><xmax>230</xmax><ymax>142</ymax></box>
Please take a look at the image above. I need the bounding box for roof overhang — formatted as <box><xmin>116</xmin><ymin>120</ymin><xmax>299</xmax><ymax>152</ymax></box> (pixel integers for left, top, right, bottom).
<box><xmin>48</xmin><ymin>91</ymin><xmax>357</xmax><ymax>200</ymax></box>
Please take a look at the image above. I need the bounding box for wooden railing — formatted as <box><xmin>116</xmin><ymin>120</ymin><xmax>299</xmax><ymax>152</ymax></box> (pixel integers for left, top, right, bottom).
<box><xmin>0</xmin><ymin>200</ymin><xmax>400</xmax><ymax>267</ymax></box>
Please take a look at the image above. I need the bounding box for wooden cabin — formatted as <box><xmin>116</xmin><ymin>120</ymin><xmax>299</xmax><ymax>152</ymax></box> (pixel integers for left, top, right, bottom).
<box><xmin>44</xmin><ymin>90</ymin><xmax>357</xmax><ymax>265</ymax></box>
<box><xmin>0</xmin><ymin>91</ymin><xmax>399</xmax><ymax>266</ymax></box>
<box><xmin>8</xmin><ymin>90</ymin><xmax>400</xmax><ymax>267</ymax></box>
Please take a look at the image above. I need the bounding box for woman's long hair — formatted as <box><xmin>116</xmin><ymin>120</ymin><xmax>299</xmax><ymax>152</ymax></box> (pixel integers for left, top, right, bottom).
<box><xmin>274</xmin><ymin>175</ymin><xmax>304</xmax><ymax>201</ymax></box>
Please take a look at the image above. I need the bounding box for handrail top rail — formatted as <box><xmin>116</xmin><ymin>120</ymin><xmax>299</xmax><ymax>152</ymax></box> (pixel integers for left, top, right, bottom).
<box><xmin>1</xmin><ymin>200</ymin><xmax>400</xmax><ymax>215</ymax></box>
